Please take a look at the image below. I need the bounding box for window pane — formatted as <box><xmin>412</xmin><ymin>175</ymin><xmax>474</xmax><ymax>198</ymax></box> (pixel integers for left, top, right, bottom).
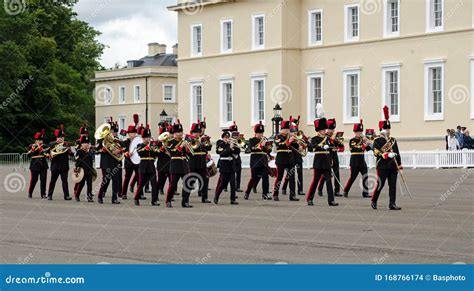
<box><xmin>349</xmin><ymin>75</ymin><xmax>358</xmax><ymax>117</ymax></box>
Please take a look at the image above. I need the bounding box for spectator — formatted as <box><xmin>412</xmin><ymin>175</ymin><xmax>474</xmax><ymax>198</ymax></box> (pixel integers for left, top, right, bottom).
<box><xmin>447</xmin><ymin>129</ymin><xmax>460</xmax><ymax>151</ymax></box>
<box><xmin>462</xmin><ymin>130</ymin><xmax>473</xmax><ymax>150</ymax></box>
<box><xmin>444</xmin><ymin>129</ymin><xmax>450</xmax><ymax>150</ymax></box>
<box><xmin>455</xmin><ymin>126</ymin><xmax>464</xmax><ymax>148</ymax></box>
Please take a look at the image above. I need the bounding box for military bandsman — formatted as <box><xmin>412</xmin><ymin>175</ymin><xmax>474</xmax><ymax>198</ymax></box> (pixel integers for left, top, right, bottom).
<box><xmin>27</xmin><ymin>130</ymin><xmax>48</xmax><ymax>199</ymax></box>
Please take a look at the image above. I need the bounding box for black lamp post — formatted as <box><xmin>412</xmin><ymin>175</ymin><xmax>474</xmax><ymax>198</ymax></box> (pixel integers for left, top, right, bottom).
<box><xmin>271</xmin><ymin>103</ymin><xmax>283</xmax><ymax>137</ymax></box>
<box><xmin>159</xmin><ymin>109</ymin><xmax>168</xmax><ymax>126</ymax></box>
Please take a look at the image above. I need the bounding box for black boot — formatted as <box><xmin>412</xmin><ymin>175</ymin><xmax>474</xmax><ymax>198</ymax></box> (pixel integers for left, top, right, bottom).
<box><xmin>262</xmin><ymin>193</ymin><xmax>271</xmax><ymax>200</ymax></box>
<box><xmin>289</xmin><ymin>195</ymin><xmax>300</xmax><ymax>201</ymax></box>
<box><xmin>371</xmin><ymin>202</ymin><xmax>377</xmax><ymax>209</ymax></box>
<box><xmin>252</xmin><ymin>187</ymin><xmax>257</xmax><ymax>193</ymax></box>
<box><xmin>202</xmin><ymin>199</ymin><xmax>211</xmax><ymax>203</ymax></box>
<box><xmin>362</xmin><ymin>194</ymin><xmax>371</xmax><ymax>198</ymax></box>
<box><xmin>213</xmin><ymin>197</ymin><xmax>219</xmax><ymax>204</ymax></box>
<box><xmin>151</xmin><ymin>201</ymin><xmax>160</xmax><ymax>206</ymax></box>
<box><xmin>298</xmin><ymin>191</ymin><xmax>306</xmax><ymax>196</ymax></box>
<box><xmin>64</xmin><ymin>196</ymin><xmax>72</xmax><ymax>201</ymax></box>
<box><xmin>75</xmin><ymin>197</ymin><xmax>80</xmax><ymax>202</ymax></box>
<box><xmin>182</xmin><ymin>203</ymin><xmax>193</xmax><ymax>208</ymax></box>
<box><xmin>307</xmin><ymin>200</ymin><xmax>314</xmax><ymax>206</ymax></box>
<box><xmin>122</xmin><ymin>195</ymin><xmax>128</xmax><ymax>200</ymax></box>
<box><xmin>112</xmin><ymin>200</ymin><xmax>120</xmax><ymax>204</ymax></box>
<box><xmin>334</xmin><ymin>192</ymin><xmax>343</xmax><ymax>197</ymax></box>
<box><xmin>273</xmin><ymin>195</ymin><xmax>279</xmax><ymax>201</ymax></box>
<box><xmin>134</xmin><ymin>199</ymin><xmax>139</xmax><ymax>206</ymax></box>
<box><xmin>317</xmin><ymin>191</ymin><xmax>323</xmax><ymax>197</ymax></box>
<box><xmin>389</xmin><ymin>203</ymin><xmax>402</xmax><ymax>210</ymax></box>
<box><xmin>343</xmin><ymin>192</ymin><xmax>349</xmax><ymax>198</ymax></box>
<box><xmin>230</xmin><ymin>200</ymin><xmax>239</xmax><ymax>205</ymax></box>
<box><xmin>281</xmin><ymin>190</ymin><xmax>287</xmax><ymax>196</ymax></box>
<box><xmin>244</xmin><ymin>193</ymin><xmax>250</xmax><ymax>200</ymax></box>
<box><xmin>328</xmin><ymin>201</ymin><xmax>339</xmax><ymax>206</ymax></box>
<box><xmin>166</xmin><ymin>202</ymin><xmax>173</xmax><ymax>208</ymax></box>
<box><xmin>98</xmin><ymin>197</ymin><xmax>103</xmax><ymax>204</ymax></box>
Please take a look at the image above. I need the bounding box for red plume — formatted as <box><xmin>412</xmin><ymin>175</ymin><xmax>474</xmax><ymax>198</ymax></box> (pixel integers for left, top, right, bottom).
<box><xmin>360</xmin><ymin>119</ymin><xmax>363</xmax><ymax>125</ymax></box>
<box><xmin>40</xmin><ymin>129</ymin><xmax>45</xmax><ymax>135</ymax></box>
<box><xmin>297</xmin><ymin>115</ymin><xmax>300</xmax><ymax>122</ymax></box>
<box><xmin>133</xmin><ymin>114</ymin><xmax>139</xmax><ymax>125</ymax></box>
<box><xmin>383</xmin><ymin>106</ymin><xmax>389</xmax><ymax>120</ymax></box>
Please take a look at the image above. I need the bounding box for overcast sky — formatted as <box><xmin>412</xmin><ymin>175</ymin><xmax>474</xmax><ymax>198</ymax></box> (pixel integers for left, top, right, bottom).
<box><xmin>73</xmin><ymin>0</ymin><xmax>178</xmax><ymax>68</ymax></box>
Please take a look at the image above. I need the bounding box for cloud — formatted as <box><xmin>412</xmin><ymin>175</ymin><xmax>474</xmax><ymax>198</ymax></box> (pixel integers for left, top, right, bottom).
<box><xmin>74</xmin><ymin>0</ymin><xmax>178</xmax><ymax>68</ymax></box>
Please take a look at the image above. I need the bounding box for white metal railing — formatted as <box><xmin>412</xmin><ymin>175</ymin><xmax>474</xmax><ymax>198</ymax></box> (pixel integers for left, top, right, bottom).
<box><xmin>2</xmin><ymin>150</ymin><xmax>473</xmax><ymax>169</ymax></box>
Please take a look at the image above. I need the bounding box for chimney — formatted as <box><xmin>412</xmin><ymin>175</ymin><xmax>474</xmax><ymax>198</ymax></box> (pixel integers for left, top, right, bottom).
<box><xmin>148</xmin><ymin>43</ymin><xmax>167</xmax><ymax>56</ymax></box>
<box><xmin>172</xmin><ymin>43</ymin><xmax>178</xmax><ymax>56</ymax></box>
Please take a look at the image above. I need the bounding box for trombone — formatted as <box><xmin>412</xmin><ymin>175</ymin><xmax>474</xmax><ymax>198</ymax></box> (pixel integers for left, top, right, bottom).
<box><xmin>229</xmin><ymin>137</ymin><xmax>248</xmax><ymax>150</ymax></box>
<box><xmin>293</xmin><ymin>130</ymin><xmax>309</xmax><ymax>157</ymax></box>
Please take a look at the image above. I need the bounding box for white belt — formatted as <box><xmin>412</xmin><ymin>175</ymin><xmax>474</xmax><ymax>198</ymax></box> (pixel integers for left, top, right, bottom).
<box><xmin>219</xmin><ymin>157</ymin><xmax>233</xmax><ymax>161</ymax></box>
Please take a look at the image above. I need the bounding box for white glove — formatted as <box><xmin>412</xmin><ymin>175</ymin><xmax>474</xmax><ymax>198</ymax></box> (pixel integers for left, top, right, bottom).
<box><xmin>323</xmin><ymin>145</ymin><xmax>329</xmax><ymax>150</ymax></box>
<box><xmin>388</xmin><ymin>153</ymin><xmax>397</xmax><ymax>158</ymax></box>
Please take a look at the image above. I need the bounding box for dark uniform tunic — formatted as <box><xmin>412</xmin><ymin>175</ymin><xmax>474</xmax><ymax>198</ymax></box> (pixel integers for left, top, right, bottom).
<box><xmin>165</xmin><ymin>139</ymin><xmax>191</xmax><ymax>206</ymax></box>
<box><xmin>214</xmin><ymin>140</ymin><xmax>240</xmax><ymax>202</ymax></box>
<box><xmin>318</xmin><ymin>136</ymin><xmax>344</xmax><ymax>195</ymax></box>
<box><xmin>27</xmin><ymin>144</ymin><xmax>48</xmax><ymax>198</ymax></box>
<box><xmin>188</xmin><ymin>141</ymin><xmax>212</xmax><ymax>201</ymax></box>
<box><xmin>97</xmin><ymin>139</ymin><xmax>122</xmax><ymax>203</ymax></box>
<box><xmin>306</xmin><ymin>135</ymin><xmax>336</xmax><ymax>204</ymax></box>
<box><xmin>272</xmin><ymin>133</ymin><xmax>298</xmax><ymax>199</ymax></box>
<box><xmin>343</xmin><ymin>136</ymin><xmax>371</xmax><ymax>197</ymax></box>
<box><xmin>371</xmin><ymin>136</ymin><xmax>401</xmax><ymax>206</ymax></box>
<box><xmin>156</xmin><ymin>141</ymin><xmax>171</xmax><ymax>194</ymax></box>
<box><xmin>47</xmin><ymin>142</ymin><xmax>71</xmax><ymax>199</ymax></box>
<box><xmin>283</xmin><ymin>139</ymin><xmax>304</xmax><ymax>194</ymax></box>
<box><xmin>245</xmin><ymin>137</ymin><xmax>272</xmax><ymax>197</ymax></box>
<box><xmin>74</xmin><ymin>148</ymin><xmax>94</xmax><ymax>200</ymax></box>
<box><xmin>133</xmin><ymin>142</ymin><xmax>159</xmax><ymax>205</ymax></box>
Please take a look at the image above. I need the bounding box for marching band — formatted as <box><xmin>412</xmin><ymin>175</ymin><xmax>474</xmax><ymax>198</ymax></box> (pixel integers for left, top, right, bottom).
<box><xmin>26</xmin><ymin>105</ymin><xmax>404</xmax><ymax>210</ymax></box>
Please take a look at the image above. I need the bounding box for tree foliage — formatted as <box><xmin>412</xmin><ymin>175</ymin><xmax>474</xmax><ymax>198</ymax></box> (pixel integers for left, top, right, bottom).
<box><xmin>0</xmin><ymin>0</ymin><xmax>104</xmax><ymax>152</ymax></box>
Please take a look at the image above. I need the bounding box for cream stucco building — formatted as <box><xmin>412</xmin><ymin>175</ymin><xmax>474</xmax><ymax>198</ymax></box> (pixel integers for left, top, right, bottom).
<box><xmin>168</xmin><ymin>0</ymin><xmax>473</xmax><ymax>149</ymax></box>
<box><xmin>94</xmin><ymin>43</ymin><xmax>179</xmax><ymax>134</ymax></box>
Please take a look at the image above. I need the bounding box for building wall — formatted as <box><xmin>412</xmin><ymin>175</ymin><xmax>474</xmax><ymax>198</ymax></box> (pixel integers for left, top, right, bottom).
<box><xmin>95</xmin><ymin>70</ymin><xmax>178</xmax><ymax>136</ymax></box>
<box><xmin>173</xmin><ymin>0</ymin><xmax>473</xmax><ymax>149</ymax></box>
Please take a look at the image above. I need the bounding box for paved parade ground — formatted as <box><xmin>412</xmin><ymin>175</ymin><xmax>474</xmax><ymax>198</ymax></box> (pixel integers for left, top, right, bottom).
<box><xmin>0</xmin><ymin>166</ymin><xmax>472</xmax><ymax>264</ymax></box>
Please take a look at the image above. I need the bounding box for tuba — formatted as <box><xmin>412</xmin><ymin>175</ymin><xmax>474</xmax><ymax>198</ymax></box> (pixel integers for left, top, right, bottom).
<box><xmin>94</xmin><ymin>123</ymin><xmax>124</xmax><ymax>161</ymax></box>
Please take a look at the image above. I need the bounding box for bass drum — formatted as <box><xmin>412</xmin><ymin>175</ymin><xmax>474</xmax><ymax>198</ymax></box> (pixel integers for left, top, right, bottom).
<box><xmin>129</xmin><ymin>136</ymin><xmax>143</xmax><ymax>165</ymax></box>
<box><xmin>268</xmin><ymin>159</ymin><xmax>277</xmax><ymax>178</ymax></box>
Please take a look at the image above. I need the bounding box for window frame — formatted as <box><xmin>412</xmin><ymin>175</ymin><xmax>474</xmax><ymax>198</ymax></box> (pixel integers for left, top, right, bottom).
<box><xmin>190</xmin><ymin>23</ymin><xmax>203</xmax><ymax>57</ymax></box>
<box><xmin>133</xmin><ymin>85</ymin><xmax>140</xmax><ymax>103</ymax></box>
<box><xmin>162</xmin><ymin>84</ymin><xmax>176</xmax><ymax>103</ymax></box>
<box><xmin>423</xmin><ymin>59</ymin><xmax>445</xmax><ymax>121</ymax></box>
<box><xmin>219</xmin><ymin>77</ymin><xmax>234</xmax><ymax>127</ymax></box>
<box><xmin>426</xmin><ymin>0</ymin><xmax>444</xmax><ymax>32</ymax></box>
<box><xmin>189</xmin><ymin>81</ymin><xmax>204</xmax><ymax>124</ymax></box>
<box><xmin>252</xmin><ymin>14</ymin><xmax>265</xmax><ymax>50</ymax></box>
<box><xmin>342</xmin><ymin>68</ymin><xmax>361</xmax><ymax>124</ymax></box>
<box><xmin>119</xmin><ymin>86</ymin><xmax>125</xmax><ymax>104</ymax></box>
<box><xmin>306</xmin><ymin>71</ymin><xmax>324</xmax><ymax>125</ymax></box>
<box><xmin>220</xmin><ymin>19</ymin><xmax>233</xmax><ymax>53</ymax></box>
<box><xmin>344</xmin><ymin>4</ymin><xmax>360</xmax><ymax>42</ymax></box>
<box><xmin>383</xmin><ymin>0</ymin><xmax>400</xmax><ymax>38</ymax></box>
<box><xmin>118</xmin><ymin>116</ymin><xmax>126</xmax><ymax>132</ymax></box>
<box><xmin>103</xmin><ymin>87</ymin><xmax>112</xmax><ymax>105</ymax></box>
<box><xmin>251</xmin><ymin>75</ymin><xmax>266</xmax><ymax>125</ymax></box>
<box><xmin>381</xmin><ymin>64</ymin><xmax>401</xmax><ymax>122</ymax></box>
<box><xmin>308</xmin><ymin>9</ymin><xmax>323</xmax><ymax>46</ymax></box>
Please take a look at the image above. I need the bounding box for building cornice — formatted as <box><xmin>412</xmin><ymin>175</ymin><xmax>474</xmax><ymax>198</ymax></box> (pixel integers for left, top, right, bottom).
<box><xmin>167</xmin><ymin>0</ymin><xmax>232</xmax><ymax>11</ymax></box>
<box><xmin>92</xmin><ymin>72</ymin><xmax>177</xmax><ymax>82</ymax></box>
<box><xmin>176</xmin><ymin>28</ymin><xmax>473</xmax><ymax>62</ymax></box>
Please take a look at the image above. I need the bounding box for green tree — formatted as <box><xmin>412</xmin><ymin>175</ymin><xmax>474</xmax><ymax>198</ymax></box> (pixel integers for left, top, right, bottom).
<box><xmin>0</xmin><ymin>0</ymin><xmax>104</xmax><ymax>152</ymax></box>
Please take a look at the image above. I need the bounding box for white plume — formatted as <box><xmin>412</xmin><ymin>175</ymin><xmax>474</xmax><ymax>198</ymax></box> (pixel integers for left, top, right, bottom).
<box><xmin>316</xmin><ymin>103</ymin><xmax>325</xmax><ymax>118</ymax></box>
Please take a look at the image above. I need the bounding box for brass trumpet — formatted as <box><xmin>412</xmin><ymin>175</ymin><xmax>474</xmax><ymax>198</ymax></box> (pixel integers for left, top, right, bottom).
<box><xmin>229</xmin><ymin>137</ymin><xmax>248</xmax><ymax>150</ymax></box>
<box><xmin>293</xmin><ymin>130</ymin><xmax>308</xmax><ymax>157</ymax></box>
